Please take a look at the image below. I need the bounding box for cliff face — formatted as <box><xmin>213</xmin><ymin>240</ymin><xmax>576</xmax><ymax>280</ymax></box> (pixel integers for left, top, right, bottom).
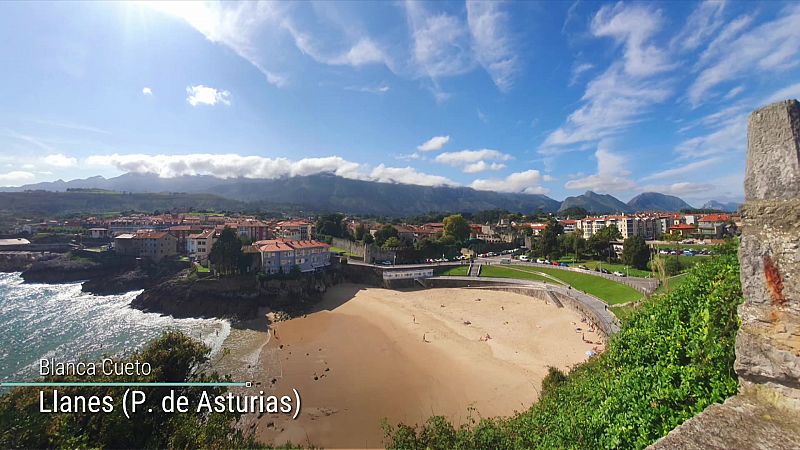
<box><xmin>130</xmin><ymin>270</ymin><xmax>342</xmax><ymax>320</ymax></box>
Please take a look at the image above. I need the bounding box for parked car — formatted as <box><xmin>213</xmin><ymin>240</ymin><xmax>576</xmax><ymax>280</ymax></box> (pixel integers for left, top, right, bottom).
<box><xmin>578</xmin><ymin>265</ymin><xmax>589</xmax><ymax>270</ymax></box>
<box><xmin>612</xmin><ymin>271</ymin><xmax>626</xmax><ymax>277</ymax></box>
<box><xmin>600</xmin><ymin>268</ymin><xmax>611</xmax><ymax>274</ymax></box>
<box><xmin>519</xmin><ymin>255</ymin><xmax>529</xmax><ymax>262</ymax></box>
<box><xmin>536</xmin><ymin>258</ymin><xmax>545</xmax><ymax>264</ymax></box>
<box><xmin>559</xmin><ymin>262</ymin><xmax>569</xmax><ymax>267</ymax></box>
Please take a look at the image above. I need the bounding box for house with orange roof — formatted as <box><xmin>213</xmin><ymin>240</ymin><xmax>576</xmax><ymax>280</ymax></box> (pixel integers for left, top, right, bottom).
<box><xmin>254</xmin><ymin>238</ymin><xmax>331</xmax><ymax>274</ymax></box>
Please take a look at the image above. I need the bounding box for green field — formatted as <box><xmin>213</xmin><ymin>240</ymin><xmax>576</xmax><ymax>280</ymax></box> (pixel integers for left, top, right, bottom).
<box><xmin>440</xmin><ymin>265</ymin><xmax>468</xmax><ymax>276</ymax></box>
<box><xmin>555</xmin><ymin>257</ymin><xmax>653</xmax><ymax>278</ymax></box>
<box><xmin>487</xmin><ymin>264</ymin><xmax>643</xmax><ymax>305</ymax></box>
<box><xmin>479</xmin><ymin>265</ymin><xmax>559</xmax><ymax>284</ymax></box>
<box><xmin>329</xmin><ymin>246</ymin><xmax>360</xmax><ymax>258</ymax></box>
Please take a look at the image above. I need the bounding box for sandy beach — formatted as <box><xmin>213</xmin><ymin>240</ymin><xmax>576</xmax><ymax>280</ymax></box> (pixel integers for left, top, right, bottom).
<box><xmin>219</xmin><ymin>284</ymin><xmax>603</xmax><ymax>448</ymax></box>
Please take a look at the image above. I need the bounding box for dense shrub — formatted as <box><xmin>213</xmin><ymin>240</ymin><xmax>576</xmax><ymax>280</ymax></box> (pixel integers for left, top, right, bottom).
<box><xmin>385</xmin><ymin>253</ymin><xmax>743</xmax><ymax>449</ymax></box>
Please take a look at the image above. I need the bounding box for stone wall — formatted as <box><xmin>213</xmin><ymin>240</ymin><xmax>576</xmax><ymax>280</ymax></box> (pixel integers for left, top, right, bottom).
<box><xmin>737</xmin><ymin>99</ymin><xmax>800</xmax><ymax>404</ymax></box>
<box><xmin>330</xmin><ymin>237</ymin><xmax>397</xmax><ymax>263</ymax></box>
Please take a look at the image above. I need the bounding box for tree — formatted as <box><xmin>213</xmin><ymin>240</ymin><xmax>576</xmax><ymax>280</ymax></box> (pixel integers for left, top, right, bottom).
<box><xmin>374</xmin><ymin>225</ymin><xmax>399</xmax><ymax>247</ymax></box>
<box><xmin>363</xmin><ymin>233</ymin><xmax>375</xmax><ymax>244</ymax></box>
<box><xmin>382</xmin><ymin>236</ymin><xmax>401</xmax><ymax>249</ymax></box>
<box><xmin>354</xmin><ymin>223</ymin><xmax>368</xmax><ymax>241</ymax></box>
<box><xmin>622</xmin><ymin>235</ymin><xmax>650</xmax><ymax>270</ymax></box>
<box><xmin>559</xmin><ymin>232</ymin><xmax>586</xmax><ymax>261</ymax></box>
<box><xmin>588</xmin><ymin>225</ymin><xmax>622</xmax><ymax>261</ymax></box>
<box><xmin>315</xmin><ymin>213</ymin><xmax>347</xmax><ymax>238</ymax></box>
<box><xmin>443</xmin><ymin>214</ymin><xmax>471</xmax><ymax>243</ymax></box>
<box><xmin>536</xmin><ymin>218</ymin><xmax>564</xmax><ymax>260</ymax></box>
<box><xmin>208</xmin><ymin>227</ymin><xmax>243</xmax><ymax>276</ymax></box>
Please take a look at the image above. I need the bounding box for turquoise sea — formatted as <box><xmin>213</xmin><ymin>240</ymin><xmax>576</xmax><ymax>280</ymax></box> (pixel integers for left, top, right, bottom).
<box><xmin>0</xmin><ymin>272</ymin><xmax>229</xmax><ymax>383</ymax></box>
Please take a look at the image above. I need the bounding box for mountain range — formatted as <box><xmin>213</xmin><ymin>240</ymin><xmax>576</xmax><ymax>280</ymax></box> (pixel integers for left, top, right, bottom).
<box><xmin>701</xmin><ymin>200</ymin><xmax>741</xmax><ymax>212</ymax></box>
<box><xmin>1</xmin><ymin>173</ymin><xmax>735</xmax><ymax>216</ymax></box>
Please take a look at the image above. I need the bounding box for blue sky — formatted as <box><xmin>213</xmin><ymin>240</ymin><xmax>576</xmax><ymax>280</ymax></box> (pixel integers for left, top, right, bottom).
<box><xmin>1</xmin><ymin>1</ymin><xmax>799</xmax><ymax>205</ymax></box>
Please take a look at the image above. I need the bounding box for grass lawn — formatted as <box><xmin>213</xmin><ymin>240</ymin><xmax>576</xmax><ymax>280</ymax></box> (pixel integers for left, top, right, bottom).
<box><xmin>555</xmin><ymin>256</ymin><xmax>653</xmax><ymax>278</ymax></box>
<box><xmin>479</xmin><ymin>265</ymin><xmax>557</xmax><ymax>284</ymax></box>
<box><xmin>504</xmin><ymin>264</ymin><xmax>643</xmax><ymax>305</ymax></box>
<box><xmin>195</xmin><ymin>265</ymin><xmax>210</xmax><ymax>273</ymax></box>
<box><xmin>330</xmin><ymin>246</ymin><xmax>360</xmax><ymax>258</ymax></box>
<box><xmin>440</xmin><ymin>265</ymin><xmax>468</xmax><ymax>276</ymax></box>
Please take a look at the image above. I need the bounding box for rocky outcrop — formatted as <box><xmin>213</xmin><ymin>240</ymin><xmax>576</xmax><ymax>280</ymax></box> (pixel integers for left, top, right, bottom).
<box><xmin>0</xmin><ymin>251</ymin><xmax>60</xmax><ymax>272</ymax></box>
<box><xmin>650</xmin><ymin>100</ymin><xmax>800</xmax><ymax>448</ymax></box>
<box><xmin>131</xmin><ymin>271</ymin><xmax>341</xmax><ymax>320</ymax></box>
<box><xmin>19</xmin><ymin>251</ymin><xmax>187</xmax><ymax>295</ymax></box>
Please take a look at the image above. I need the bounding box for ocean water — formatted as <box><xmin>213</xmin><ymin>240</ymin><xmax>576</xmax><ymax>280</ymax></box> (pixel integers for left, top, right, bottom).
<box><xmin>0</xmin><ymin>272</ymin><xmax>230</xmax><ymax>382</ymax></box>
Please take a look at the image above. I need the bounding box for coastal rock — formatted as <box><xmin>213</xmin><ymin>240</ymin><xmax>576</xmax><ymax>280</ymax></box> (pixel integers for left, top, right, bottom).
<box><xmin>131</xmin><ymin>271</ymin><xmax>339</xmax><ymax>320</ymax></box>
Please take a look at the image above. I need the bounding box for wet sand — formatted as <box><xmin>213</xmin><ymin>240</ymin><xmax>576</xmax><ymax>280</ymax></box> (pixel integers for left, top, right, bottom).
<box><xmin>222</xmin><ymin>285</ymin><xmax>603</xmax><ymax>448</ymax></box>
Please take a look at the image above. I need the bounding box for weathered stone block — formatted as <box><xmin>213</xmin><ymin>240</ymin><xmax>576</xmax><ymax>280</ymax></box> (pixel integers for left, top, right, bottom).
<box><xmin>745</xmin><ymin>99</ymin><xmax>800</xmax><ymax>201</ymax></box>
<box><xmin>737</xmin><ymin>100</ymin><xmax>800</xmax><ymax>394</ymax></box>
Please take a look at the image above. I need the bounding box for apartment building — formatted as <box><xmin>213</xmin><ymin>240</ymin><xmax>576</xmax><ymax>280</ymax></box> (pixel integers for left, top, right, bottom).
<box><xmin>255</xmin><ymin>239</ymin><xmax>331</xmax><ymax>274</ymax></box>
<box><xmin>578</xmin><ymin>215</ymin><xmax>662</xmax><ymax>240</ymax></box>
<box><xmin>274</xmin><ymin>220</ymin><xmax>313</xmax><ymax>241</ymax></box>
<box><xmin>187</xmin><ymin>229</ymin><xmax>217</xmax><ymax>265</ymax></box>
<box><xmin>114</xmin><ymin>231</ymin><xmax>177</xmax><ymax>262</ymax></box>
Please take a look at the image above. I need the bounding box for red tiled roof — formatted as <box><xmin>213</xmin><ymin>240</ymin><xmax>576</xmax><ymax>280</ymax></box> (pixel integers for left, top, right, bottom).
<box><xmin>254</xmin><ymin>239</ymin><xmax>330</xmax><ymax>253</ymax></box>
<box><xmin>699</xmin><ymin>214</ymin><xmax>730</xmax><ymax>222</ymax></box>
<box><xmin>668</xmin><ymin>224</ymin><xmax>697</xmax><ymax>230</ymax></box>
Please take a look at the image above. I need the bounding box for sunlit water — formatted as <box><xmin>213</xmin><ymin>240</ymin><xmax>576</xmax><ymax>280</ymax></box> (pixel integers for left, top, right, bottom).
<box><xmin>0</xmin><ymin>272</ymin><xmax>230</xmax><ymax>382</ymax></box>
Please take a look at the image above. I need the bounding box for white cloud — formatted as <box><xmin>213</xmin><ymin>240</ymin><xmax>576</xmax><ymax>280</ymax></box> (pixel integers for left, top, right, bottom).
<box><xmin>0</xmin><ymin>171</ymin><xmax>35</xmax><ymax>185</ymax></box>
<box><xmin>186</xmin><ymin>85</ymin><xmax>231</xmax><ymax>106</ymax></box>
<box><xmin>144</xmin><ymin>1</ymin><xmax>288</xmax><ymax>87</ymax></box>
<box><xmin>466</xmin><ymin>1</ymin><xmax>519</xmax><ymax>91</ymax></box>
<box><xmin>43</xmin><ymin>153</ymin><xmax>78</xmax><ymax>167</ymax></box>
<box><xmin>142</xmin><ymin>87</ymin><xmax>153</xmax><ymax>95</ymax></box>
<box><xmin>570</xmin><ymin>62</ymin><xmax>594</xmax><ymax>85</ymax></box>
<box><xmin>723</xmin><ymin>85</ymin><xmax>745</xmax><ymax>100</ymax></box>
<box><xmin>564</xmin><ymin>145</ymin><xmax>636</xmax><ymax>193</ymax></box>
<box><xmin>417</xmin><ymin>135</ymin><xmax>450</xmax><ymax>152</ymax></box>
<box><xmin>641</xmin><ymin>157</ymin><xmax>723</xmax><ymax>181</ymax></box>
<box><xmin>542</xmin><ymin>64</ymin><xmax>671</xmax><ymax>149</ymax></box>
<box><xmin>675</xmin><ymin>113</ymin><xmax>746</xmax><ymax>159</ymax></box>
<box><xmin>688</xmin><ymin>5</ymin><xmax>800</xmax><ymax>105</ymax></box>
<box><xmin>435</xmin><ymin>149</ymin><xmax>512</xmax><ymax>165</ymax></box>
<box><xmin>282</xmin><ymin>19</ymin><xmax>390</xmax><ymax>68</ymax></box>
<box><xmin>463</xmin><ymin>161</ymin><xmax>506</xmax><ymax>173</ymax></box>
<box><xmin>85</xmin><ymin>153</ymin><xmax>456</xmax><ymax>187</ymax></box>
<box><xmin>405</xmin><ymin>3</ymin><xmax>475</xmax><ymax>79</ymax></box>
<box><xmin>369</xmin><ymin>164</ymin><xmax>457</xmax><ymax>186</ymax></box>
<box><xmin>543</xmin><ymin>174</ymin><xmax>556</xmax><ymax>182</ymax></box>
<box><xmin>591</xmin><ymin>2</ymin><xmax>671</xmax><ymax>77</ymax></box>
<box><xmin>345</xmin><ymin>84</ymin><xmax>390</xmax><ymax>94</ymax></box>
<box><xmin>471</xmin><ymin>169</ymin><xmax>547</xmax><ymax>194</ymax></box>
<box><xmin>670</xmin><ymin>0</ymin><xmax>727</xmax><ymax>52</ymax></box>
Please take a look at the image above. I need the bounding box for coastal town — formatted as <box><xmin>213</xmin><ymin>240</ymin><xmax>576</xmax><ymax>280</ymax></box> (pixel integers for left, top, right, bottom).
<box><xmin>0</xmin><ymin>209</ymin><xmax>739</xmax><ymax>272</ymax></box>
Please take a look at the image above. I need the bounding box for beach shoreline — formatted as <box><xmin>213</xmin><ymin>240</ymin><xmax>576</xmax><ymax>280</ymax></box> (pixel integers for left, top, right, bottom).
<box><xmin>211</xmin><ymin>284</ymin><xmax>604</xmax><ymax>448</ymax></box>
